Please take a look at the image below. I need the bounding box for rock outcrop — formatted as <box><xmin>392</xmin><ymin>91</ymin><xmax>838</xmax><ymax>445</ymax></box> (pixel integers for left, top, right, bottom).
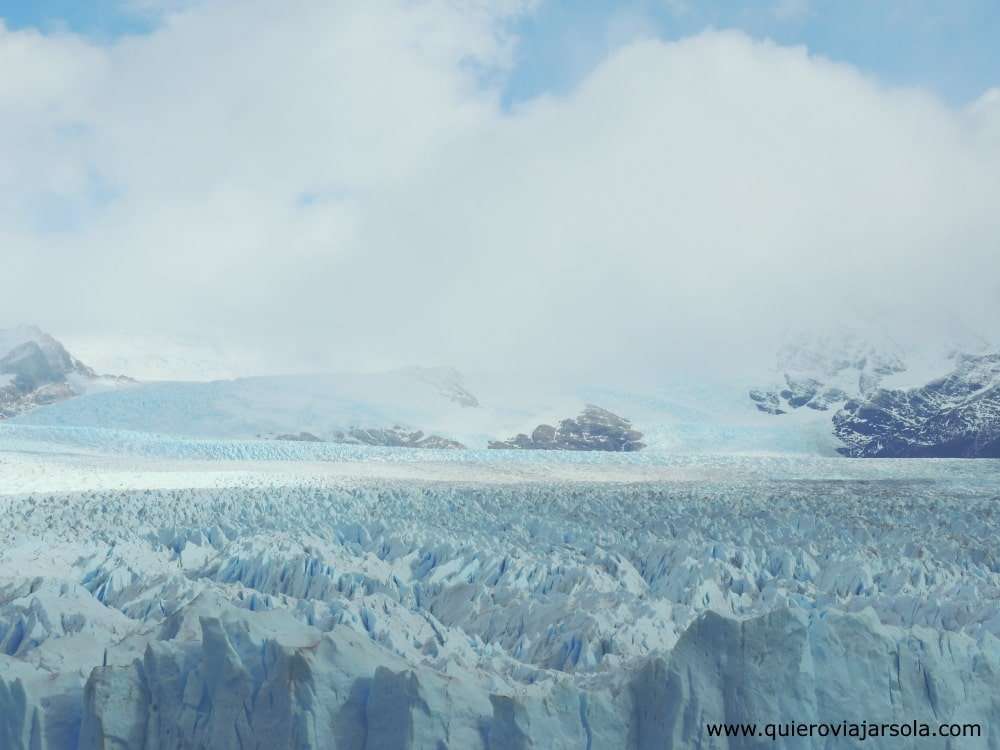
<box><xmin>333</xmin><ymin>426</ymin><xmax>466</xmax><ymax>449</ymax></box>
<box><xmin>276</xmin><ymin>426</ymin><xmax>465</xmax><ymax>449</ymax></box>
<box><xmin>489</xmin><ymin>405</ymin><xmax>645</xmax><ymax>451</ymax></box>
<box><xmin>275</xmin><ymin>431</ymin><xmax>323</xmax><ymax>442</ymax></box>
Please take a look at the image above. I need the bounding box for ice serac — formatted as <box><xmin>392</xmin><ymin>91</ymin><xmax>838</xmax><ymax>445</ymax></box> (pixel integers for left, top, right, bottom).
<box><xmin>0</xmin><ymin>677</ymin><xmax>44</xmax><ymax>750</ymax></box>
<box><xmin>3</xmin><ymin>450</ymin><xmax>1000</xmax><ymax>748</ymax></box>
<box><xmin>73</xmin><ymin>608</ymin><xmax>1000</xmax><ymax>749</ymax></box>
<box><xmin>76</xmin><ymin>614</ymin><xmax>592</xmax><ymax>750</ymax></box>
<box><xmin>633</xmin><ymin>608</ymin><xmax>1000</xmax><ymax>749</ymax></box>
<box><xmin>489</xmin><ymin>405</ymin><xmax>645</xmax><ymax>451</ymax></box>
<box><xmin>835</xmin><ymin>352</ymin><xmax>1000</xmax><ymax>457</ymax></box>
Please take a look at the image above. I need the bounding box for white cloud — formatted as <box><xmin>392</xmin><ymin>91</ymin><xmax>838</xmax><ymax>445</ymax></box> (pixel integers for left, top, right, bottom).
<box><xmin>2</xmin><ymin>4</ymin><xmax>999</xmax><ymax>381</ymax></box>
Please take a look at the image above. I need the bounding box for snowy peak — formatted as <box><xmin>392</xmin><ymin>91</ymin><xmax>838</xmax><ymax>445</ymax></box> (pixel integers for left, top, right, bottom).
<box><xmin>775</xmin><ymin>329</ymin><xmax>906</xmax><ymax>383</ymax></box>
<box><xmin>0</xmin><ymin>325</ymin><xmax>95</xmax><ymax>380</ymax></box>
<box><xmin>0</xmin><ymin>324</ymin><xmax>45</xmax><ymax>357</ymax></box>
<box><xmin>1</xmin><ymin>339</ymin><xmax>95</xmax><ymax>391</ymax></box>
<box><xmin>749</xmin><ymin>329</ymin><xmax>1000</xmax><ymax>457</ymax></box>
<box><xmin>0</xmin><ymin>326</ymin><xmax>130</xmax><ymax>419</ymax></box>
<box><xmin>751</xmin><ymin>331</ymin><xmax>908</xmax><ymax>416</ymax></box>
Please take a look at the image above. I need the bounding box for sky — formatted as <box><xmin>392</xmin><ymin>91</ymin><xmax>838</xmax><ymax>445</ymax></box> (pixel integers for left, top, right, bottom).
<box><xmin>2</xmin><ymin>0</ymin><xmax>999</xmax><ymax>379</ymax></box>
<box><xmin>4</xmin><ymin>0</ymin><xmax>999</xmax><ymax>105</ymax></box>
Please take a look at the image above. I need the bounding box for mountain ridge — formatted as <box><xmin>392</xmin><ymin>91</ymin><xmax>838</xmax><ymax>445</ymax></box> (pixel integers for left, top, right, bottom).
<box><xmin>834</xmin><ymin>352</ymin><xmax>1000</xmax><ymax>457</ymax></box>
<box><xmin>0</xmin><ymin>326</ymin><xmax>131</xmax><ymax>419</ymax></box>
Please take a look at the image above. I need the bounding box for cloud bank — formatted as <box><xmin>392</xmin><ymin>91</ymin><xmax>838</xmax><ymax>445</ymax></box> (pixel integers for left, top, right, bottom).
<box><xmin>2</xmin><ymin>0</ymin><xmax>999</xmax><ymax>380</ymax></box>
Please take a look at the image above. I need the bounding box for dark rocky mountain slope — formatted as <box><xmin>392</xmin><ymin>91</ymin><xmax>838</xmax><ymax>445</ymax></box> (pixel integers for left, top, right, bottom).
<box><xmin>833</xmin><ymin>353</ymin><xmax>1000</xmax><ymax>458</ymax></box>
<box><xmin>0</xmin><ymin>326</ymin><xmax>128</xmax><ymax>419</ymax></box>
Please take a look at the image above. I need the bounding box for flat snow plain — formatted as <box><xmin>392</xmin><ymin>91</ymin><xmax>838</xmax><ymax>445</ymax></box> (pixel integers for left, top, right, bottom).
<box><xmin>1</xmin><ymin>424</ymin><xmax>1000</xmax><ymax>748</ymax></box>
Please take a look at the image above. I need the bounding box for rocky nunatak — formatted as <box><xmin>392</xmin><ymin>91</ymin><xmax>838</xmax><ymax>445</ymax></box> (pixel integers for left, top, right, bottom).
<box><xmin>277</xmin><ymin>426</ymin><xmax>465</xmax><ymax>449</ymax></box>
<box><xmin>489</xmin><ymin>405</ymin><xmax>645</xmax><ymax>451</ymax></box>
<box><xmin>834</xmin><ymin>352</ymin><xmax>1000</xmax><ymax>458</ymax></box>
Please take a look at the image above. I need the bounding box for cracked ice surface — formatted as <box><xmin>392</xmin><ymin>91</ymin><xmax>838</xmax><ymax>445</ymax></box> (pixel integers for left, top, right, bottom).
<box><xmin>1</xmin><ymin>430</ymin><xmax>999</xmax><ymax>747</ymax></box>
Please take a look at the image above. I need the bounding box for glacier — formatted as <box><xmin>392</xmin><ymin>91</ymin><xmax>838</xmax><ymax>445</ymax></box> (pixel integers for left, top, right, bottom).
<box><xmin>1</xmin><ymin>426</ymin><xmax>999</xmax><ymax>748</ymax></box>
<box><xmin>6</xmin><ymin>358</ymin><xmax>843</xmax><ymax>456</ymax></box>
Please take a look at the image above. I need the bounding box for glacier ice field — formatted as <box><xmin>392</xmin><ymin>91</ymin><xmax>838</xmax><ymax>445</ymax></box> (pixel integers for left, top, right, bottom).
<box><xmin>1</xmin><ymin>424</ymin><xmax>999</xmax><ymax>748</ymax></box>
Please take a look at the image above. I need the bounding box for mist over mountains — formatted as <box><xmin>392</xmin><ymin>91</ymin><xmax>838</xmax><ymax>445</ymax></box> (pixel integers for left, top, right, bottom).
<box><xmin>4</xmin><ymin>323</ymin><xmax>999</xmax><ymax>457</ymax></box>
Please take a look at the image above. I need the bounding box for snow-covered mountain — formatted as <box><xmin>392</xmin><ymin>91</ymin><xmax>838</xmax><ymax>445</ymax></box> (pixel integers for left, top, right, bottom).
<box><xmin>9</xmin><ymin>323</ymin><xmax>1000</xmax><ymax>457</ymax></box>
<box><xmin>749</xmin><ymin>328</ymin><xmax>1000</xmax><ymax>457</ymax></box>
<box><xmin>2</xmin><ymin>327</ymin><xmax>487</xmax><ymax>446</ymax></box>
<box><xmin>748</xmin><ymin>330</ymin><xmax>908</xmax><ymax>415</ymax></box>
<box><xmin>9</xmin><ymin>356</ymin><xmax>663</xmax><ymax>451</ymax></box>
<box><xmin>9</xmin><ymin>367</ymin><xmax>493</xmax><ymax>445</ymax></box>
<box><xmin>0</xmin><ymin>326</ymin><xmax>131</xmax><ymax>419</ymax></box>
<box><xmin>835</xmin><ymin>352</ymin><xmax>1000</xmax><ymax>457</ymax></box>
